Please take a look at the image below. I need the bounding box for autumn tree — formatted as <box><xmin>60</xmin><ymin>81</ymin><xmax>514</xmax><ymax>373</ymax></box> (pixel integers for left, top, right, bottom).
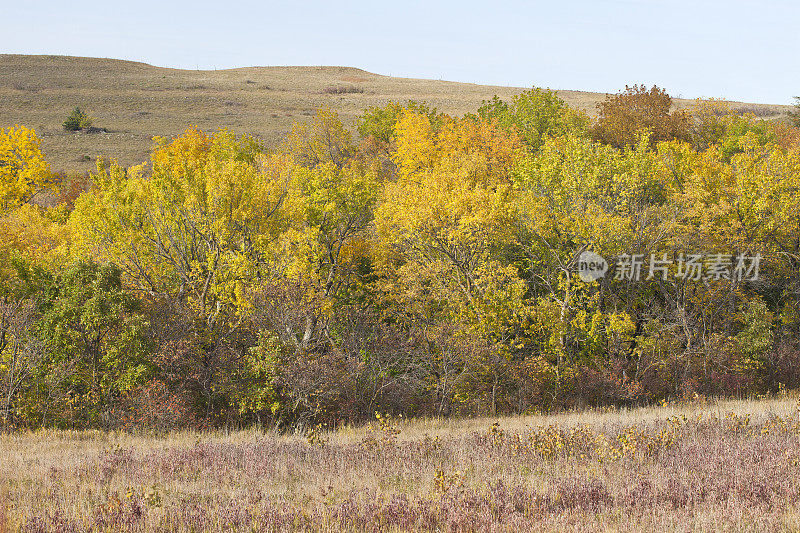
<box><xmin>510</xmin><ymin>130</ymin><xmax>673</xmax><ymax>402</ymax></box>
<box><xmin>376</xmin><ymin>110</ymin><xmax>533</xmax><ymax>414</ymax></box>
<box><xmin>3</xmin><ymin>93</ymin><xmax>799</xmax><ymax>427</ymax></box>
<box><xmin>358</xmin><ymin>101</ymin><xmax>444</xmax><ymax>147</ymax></box>
<box><xmin>284</xmin><ymin>106</ymin><xmax>357</xmax><ymax>168</ymax></box>
<box><xmin>0</xmin><ymin>125</ymin><xmax>52</xmax><ymax>213</ymax></box>
<box><xmin>68</xmin><ymin>130</ymin><xmax>285</xmax><ymax>420</ymax></box>
<box><xmin>478</xmin><ymin>88</ymin><xmax>589</xmax><ymax>151</ymax></box>
<box><xmin>593</xmin><ymin>85</ymin><xmax>690</xmax><ymax>149</ymax></box>
<box><xmin>71</xmin><ymin>129</ymin><xmax>281</xmax><ymax>325</ymax></box>
<box><xmin>247</xmin><ymin>156</ymin><xmax>381</xmax><ymax>364</ymax></box>
<box><xmin>239</xmin><ymin>111</ymin><xmax>384</xmax><ymax>425</ymax></box>
<box><xmin>26</xmin><ymin>260</ymin><xmax>149</xmax><ymax>427</ymax></box>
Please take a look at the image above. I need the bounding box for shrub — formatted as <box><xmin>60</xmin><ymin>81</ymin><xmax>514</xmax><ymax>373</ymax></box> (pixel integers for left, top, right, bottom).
<box><xmin>321</xmin><ymin>85</ymin><xmax>364</xmax><ymax>95</ymax></box>
<box><xmin>789</xmin><ymin>96</ymin><xmax>800</xmax><ymax>127</ymax></box>
<box><xmin>62</xmin><ymin>107</ymin><xmax>93</xmax><ymax>131</ymax></box>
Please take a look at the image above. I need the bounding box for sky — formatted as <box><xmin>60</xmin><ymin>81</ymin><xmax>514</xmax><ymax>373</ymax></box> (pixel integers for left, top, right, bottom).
<box><xmin>2</xmin><ymin>0</ymin><xmax>798</xmax><ymax>104</ymax></box>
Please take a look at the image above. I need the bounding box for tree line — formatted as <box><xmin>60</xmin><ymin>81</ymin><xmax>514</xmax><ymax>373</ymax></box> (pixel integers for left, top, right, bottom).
<box><xmin>1</xmin><ymin>85</ymin><xmax>799</xmax><ymax>430</ymax></box>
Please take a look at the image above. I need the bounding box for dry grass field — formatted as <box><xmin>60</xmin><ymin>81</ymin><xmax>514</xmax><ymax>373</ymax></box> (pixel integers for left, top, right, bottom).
<box><xmin>0</xmin><ymin>54</ymin><xmax>791</xmax><ymax>173</ymax></box>
<box><xmin>3</xmin><ymin>396</ymin><xmax>800</xmax><ymax>531</ymax></box>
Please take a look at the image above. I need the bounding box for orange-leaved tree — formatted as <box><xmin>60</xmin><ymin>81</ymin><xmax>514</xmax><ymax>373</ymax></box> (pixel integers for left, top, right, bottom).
<box><xmin>593</xmin><ymin>84</ymin><xmax>690</xmax><ymax>149</ymax></box>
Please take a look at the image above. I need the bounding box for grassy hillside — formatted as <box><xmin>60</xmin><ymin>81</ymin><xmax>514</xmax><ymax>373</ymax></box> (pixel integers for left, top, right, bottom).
<box><xmin>0</xmin><ymin>54</ymin><xmax>791</xmax><ymax>173</ymax></box>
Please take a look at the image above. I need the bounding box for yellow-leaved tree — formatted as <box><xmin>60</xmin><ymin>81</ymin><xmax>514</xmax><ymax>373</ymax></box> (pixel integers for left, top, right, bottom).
<box><xmin>376</xmin><ymin>110</ymin><xmax>535</xmax><ymax>414</ymax></box>
<box><xmin>0</xmin><ymin>125</ymin><xmax>65</xmax><ymax>298</ymax></box>
<box><xmin>69</xmin><ymin>128</ymin><xmax>292</xmax><ymax>419</ymax></box>
<box><xmin>0</xmin><ymin>125</ymin><xmax>52</xmax><ymax>214</ymax></box>
<box><xmin>71</xmin><ymin>128</ymin><xmax>285</xmax><ymax>325</ymax></box>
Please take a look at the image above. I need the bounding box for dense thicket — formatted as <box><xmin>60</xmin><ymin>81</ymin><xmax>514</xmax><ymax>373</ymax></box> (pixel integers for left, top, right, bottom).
<box><xmin>2</xmin><ymin>87</ymin><xmax>799</xmax><ymax>430</ymax></box>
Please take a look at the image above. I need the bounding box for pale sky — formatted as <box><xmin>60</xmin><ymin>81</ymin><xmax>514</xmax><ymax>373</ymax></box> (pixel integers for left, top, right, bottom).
<box><xmin>2</xmin><ymin>0</ymin><xmax>798</xmax><ymax>104</ymax></box>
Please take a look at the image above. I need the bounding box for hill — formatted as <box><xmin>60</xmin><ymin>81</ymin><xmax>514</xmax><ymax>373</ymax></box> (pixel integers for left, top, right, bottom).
<box><xmin>0</xmin><ymin>54</ymin><xmax>792</xmax><ymax>172</ymax></box>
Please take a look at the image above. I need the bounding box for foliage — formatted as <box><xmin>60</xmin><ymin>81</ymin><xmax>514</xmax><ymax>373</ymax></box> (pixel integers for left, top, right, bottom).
<box><xmin>23</xmin><ymin>260</ymin><xmax>150</xmax><ymax>427</ymax></box>
<box><xmin>284</xmin><ymin>106</ymin><xmax>356</xmax><ymax>168</ymax></box>
<box><xmin>0</xmin><ymin>125</ymin><xmax>52</xmax><ymax>213</ymax></box>
<box><xmin>63</xmin><ymin>106</ymin><xmax>93</xmax><ymax>131</ymax></box>
<box><xmin>71</xmin><ymin>130</ymin><xmax>276</xmax><ymax>326</ymax></box>
<box><xmin>593</xmin><ymin>84</ymin><xmax>690</xmax><ymax>149</ymax></box>
<box><xmin>357</xmin><ymin>100</ymin><xmax>443</xmax><ymax>147</ymax></box>
<box><xmin>789</xmin><ymin>96</ymin><xmax>800</xmax><ymax>127</ymax></box>
<box><xmin>3</xmin><ymin>86</ymin><xmax>800</xmax><ymax>429</ymax></box>
<box><xmin>477</xmin><ymin>88</ymin><xmax>589</xmax><ymax>150</ymax></box>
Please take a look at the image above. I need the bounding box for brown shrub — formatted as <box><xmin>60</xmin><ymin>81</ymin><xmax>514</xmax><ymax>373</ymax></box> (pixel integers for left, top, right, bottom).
<box><xmin>321</xmin><ymin>85</ymin><xmax>364</xmax><ymax>95</ymax></box>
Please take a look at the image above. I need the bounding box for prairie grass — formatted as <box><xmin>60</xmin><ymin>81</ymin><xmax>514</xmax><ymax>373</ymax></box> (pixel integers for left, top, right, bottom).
<box><xmin>2</xmin><ymin>395</ymin><xmax>800</xmax><ymax>531</ymax></box>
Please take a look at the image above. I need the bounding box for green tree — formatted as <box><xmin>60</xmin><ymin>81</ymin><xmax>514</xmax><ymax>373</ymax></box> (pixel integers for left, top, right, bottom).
<box><xmin>31</xmin><ymin>260</ymin><xmax>150</xmax><ymax>427</ymax></box>
<box><xmin>62</xmin><ymin>107</ymin><xmax>93</xmax><ymax>132</ymax></box>
<box><xmin>477</xmin><ymin>88</ymin><xmax>589</xmax><ymax>151</ymax></box>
